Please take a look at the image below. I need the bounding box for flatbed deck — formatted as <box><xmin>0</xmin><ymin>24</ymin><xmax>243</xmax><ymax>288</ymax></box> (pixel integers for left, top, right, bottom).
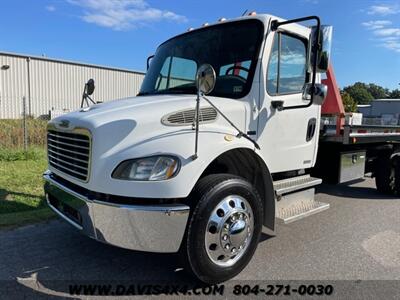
<box><xmin>320</xmin><ymin>124</ymin><xmax>400</xmax><ymax>145</ymax></box>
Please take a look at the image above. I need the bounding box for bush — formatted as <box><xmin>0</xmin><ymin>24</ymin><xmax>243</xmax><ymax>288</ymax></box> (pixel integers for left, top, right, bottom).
<box><xmin>0</xmin><ymin>119</ymin><xmax>47</xmax><ymax>149</ymax></box>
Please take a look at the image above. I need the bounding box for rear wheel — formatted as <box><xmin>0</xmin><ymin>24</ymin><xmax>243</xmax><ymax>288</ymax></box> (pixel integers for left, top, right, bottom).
<box><xmin>183</xmin><ymin>174</ymin><xmax>263</xmax><ymax>284</ymax></box>
<box><xmin>375</xmin><ymin>155</ymin><xmax>400</xmax><ymax>195</ymax></box>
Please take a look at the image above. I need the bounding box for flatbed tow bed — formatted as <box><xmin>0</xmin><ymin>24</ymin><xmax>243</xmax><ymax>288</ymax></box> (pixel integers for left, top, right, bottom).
<box><xmin>321</xmin><ymin>124</ymin><xmax>400</xmax><ymax>144</ymax></box>
<box><xmin>314</xmin><ymin>66</ymin><xmax>400</xmax><ymax>188</ymax></box>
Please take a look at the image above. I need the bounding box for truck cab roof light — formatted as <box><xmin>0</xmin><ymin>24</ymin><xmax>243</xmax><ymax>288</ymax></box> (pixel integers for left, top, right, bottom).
<box><xmin>218</xmin><ymin>18</ymin><xmax>227</xmax><ymax>22</ymax></box>
<box><xmin>248</xmin><ymin>11</ymin><xmax>257</xmax><ymax>16</ymax></box>
<box><xmin>202</xmin><ymin>23</ymin><xmax>209</xmax><ymax>27</ymax></box>
<box><xmin>187</xmin><ymin>27</ymin><xmax>194</xmax><ymax>32</ymax></box>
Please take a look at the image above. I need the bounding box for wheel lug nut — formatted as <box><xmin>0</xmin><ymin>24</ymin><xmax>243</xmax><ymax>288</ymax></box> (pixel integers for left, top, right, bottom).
<box><xmin>231</xmin><ymin>247</ymin><xmax>236</xmax><ymax>253</ymax></box>
<box><xmin>223</xmin><ymin>234</ymin><xmax>228</xmax><ymax>241</ymax></box>
<box><xmin>224</xmin><ymin>224</ymin><xmax>229</xmax><ymax>229</ymax></box>
<box><xmin>225</xmin><ymin>244</ymin><xmax>230</xmax><ymax>250</ymax></box>
<box><xmin>231</xmin><ymin>216</ymin><xmax>236</xmax><ymax>221</ymax></box>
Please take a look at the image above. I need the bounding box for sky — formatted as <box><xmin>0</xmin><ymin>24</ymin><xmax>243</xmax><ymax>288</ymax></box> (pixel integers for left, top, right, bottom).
<box><xmin>0</xmin><ymin>0</ymin><xmax>399</xmax><ymax>90</ymax></box>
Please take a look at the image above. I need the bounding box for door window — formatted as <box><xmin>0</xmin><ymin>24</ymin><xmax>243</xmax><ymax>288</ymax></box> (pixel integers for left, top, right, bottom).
<box><xmin>267</xmin><ymin>33</ymin><xmax>307</xmax><ymax>95</ymax></box>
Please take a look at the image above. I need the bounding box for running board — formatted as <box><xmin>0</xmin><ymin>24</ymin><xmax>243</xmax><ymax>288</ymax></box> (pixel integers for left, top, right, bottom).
<box><xmin>274</xmin><ymin>175</ymin><xmax>322</xmax><ymax>196</ymax></box>
<box><xmin>273</xmin><ymin>175</ymin><xmax>329</xmax><ymax>224</ymax></box>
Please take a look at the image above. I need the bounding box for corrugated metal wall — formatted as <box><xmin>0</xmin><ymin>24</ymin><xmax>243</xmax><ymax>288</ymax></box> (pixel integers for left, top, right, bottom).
<box><xmin>0</xmin><ymin>52</ymin><xmax>145</xmax><ymax>119</ymax></box>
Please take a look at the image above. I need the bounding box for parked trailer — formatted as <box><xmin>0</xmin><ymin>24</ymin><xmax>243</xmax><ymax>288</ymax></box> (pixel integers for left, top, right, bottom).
<box><xmin>43</xmin><ymin>13</ymin><xmax>400</xmax><ymax>284</ymax></box>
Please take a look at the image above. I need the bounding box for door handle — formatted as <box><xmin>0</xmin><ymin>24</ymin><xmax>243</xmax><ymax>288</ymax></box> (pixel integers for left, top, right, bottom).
<box><xmin>306</xmin><ymin>118</ymin><xmax>317</xmax><ymax>142</ymax></box>
<box><xmin>271</xmin><ymin>100</ymin><xmax>284</xmax><ymax>111</ymax></box>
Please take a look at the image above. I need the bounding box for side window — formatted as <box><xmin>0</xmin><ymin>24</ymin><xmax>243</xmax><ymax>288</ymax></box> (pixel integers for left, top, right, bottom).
<box><xmin>169</xmin><ymin>57</ymin><xmax>197</xmax><ymax>88</ymax></box>
<box><xmin>266</xmin><ymin>33</ymin><xmax>307</xmax><ymax>95</ymax></box>
<box><xmin>156</xmin><ymin>57</ymin><xmax>171</xmax><ymax>90</ymax></box>
<box><xmin>155</xmin><ymin>56</ymin><xmax>197</xmax><ymax>91</ymax></box>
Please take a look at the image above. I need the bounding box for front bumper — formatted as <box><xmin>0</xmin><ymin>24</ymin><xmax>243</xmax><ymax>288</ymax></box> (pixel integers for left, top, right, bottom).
<box><xmin>43</xmin><ymin>171</ymin><xmax>190</xmax><ymax>253</ymax></box>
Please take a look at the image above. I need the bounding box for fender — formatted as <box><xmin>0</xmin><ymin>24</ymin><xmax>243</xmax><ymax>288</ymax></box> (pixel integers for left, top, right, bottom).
<box><xmin>191</xmin><ymin>140</ymin><xmax>276</xmax><ymax>232</ymax></box>
<box><xmin>390</xmin><ymin>152</ymin><xmax>400</xmax><ymax>160</ymax></box>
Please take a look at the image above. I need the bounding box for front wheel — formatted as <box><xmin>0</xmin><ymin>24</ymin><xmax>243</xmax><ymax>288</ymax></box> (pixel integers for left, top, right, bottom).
<box><xmin>183</xmin><ymin>174</ymin><xmax>263</xmax><ymax>284</ymax></box>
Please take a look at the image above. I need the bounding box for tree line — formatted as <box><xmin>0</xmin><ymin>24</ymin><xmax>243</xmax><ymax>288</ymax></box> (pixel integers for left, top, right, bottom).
<box><xmin>340</xmin><ymin>82</ymin><xmax>400</xmax><ymax>112</ymax></box>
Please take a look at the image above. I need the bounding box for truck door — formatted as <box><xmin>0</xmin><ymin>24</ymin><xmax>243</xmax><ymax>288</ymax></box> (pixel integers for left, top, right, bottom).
<box><xmin>257</xmin><ymin>25</ymin><xmax>320</xmax><ymax>173</ymax></box>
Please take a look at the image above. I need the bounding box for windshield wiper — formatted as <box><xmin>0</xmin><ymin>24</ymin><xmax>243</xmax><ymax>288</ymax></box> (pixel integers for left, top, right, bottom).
<box><xmin>164</xmin><ymin>85</ymin><xmax>197</xmax><ymax>93</ymax></box>
<box><xmin>137</xmin><ymin>91</ymin><xmax>152</xmax><ymax>96</ymax></box>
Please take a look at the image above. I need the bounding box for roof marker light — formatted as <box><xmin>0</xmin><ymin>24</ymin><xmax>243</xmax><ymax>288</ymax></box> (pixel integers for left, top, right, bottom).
<box><xmin>218</xmin><ymin>18</ymin><xmax>227</xmax><ymax>22</ymax></box>
<box><xmin>187</xmin><ymin>27</ymin><xmax>194</xmax><ymax>32</ymax></box>
<box><xmin>248</xmin><ymin>11</ymin><xmax>257</xmax><ymax>16</ymax></box>
<box><xmin>202</xmin><ymin>22</ymin><xmax>209</xmax><ymax>27</ymax></box>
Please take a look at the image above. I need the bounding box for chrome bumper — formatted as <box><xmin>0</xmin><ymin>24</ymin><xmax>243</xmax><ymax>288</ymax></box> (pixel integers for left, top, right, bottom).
<box><xmin>43</xmin><ymin>171</ymin><xmax>190</xmax><ymax>253</ymax></box>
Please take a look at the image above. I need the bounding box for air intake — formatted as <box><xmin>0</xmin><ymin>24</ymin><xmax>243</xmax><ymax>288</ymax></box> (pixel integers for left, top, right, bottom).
<box><xmin>162</xmin><ymin>107</ymin><xmax>218</xmax><ymax>126</ymax></box>
<box><xmin>47</xmin><ymin>128</ymin><xmax>91</xmax><ymax>182</ymax></box>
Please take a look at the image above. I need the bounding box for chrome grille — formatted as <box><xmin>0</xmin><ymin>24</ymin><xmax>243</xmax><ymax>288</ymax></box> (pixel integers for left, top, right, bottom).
<box><xmin>162</xmin><ymin>107</ymin><xmax>218</xmax><ymax>126</ymax></box>
<box><xmin>47</xmin><ymin>129</ymin><xmax>91</xmax><ymax>181</ymax></box>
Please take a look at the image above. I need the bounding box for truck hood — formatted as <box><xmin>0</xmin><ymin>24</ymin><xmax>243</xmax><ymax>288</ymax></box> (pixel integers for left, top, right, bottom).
<box><xmin>49</xmin><ymin>94</ymin><xmax>247</xmax><ymax>156</ymax></box>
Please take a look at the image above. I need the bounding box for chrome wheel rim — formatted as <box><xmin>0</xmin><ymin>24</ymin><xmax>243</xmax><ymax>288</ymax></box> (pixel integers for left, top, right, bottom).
<box><xmin>205</xmin><ymin>195</ymin><xmax>254</xmax><ymax>267</ymax></box>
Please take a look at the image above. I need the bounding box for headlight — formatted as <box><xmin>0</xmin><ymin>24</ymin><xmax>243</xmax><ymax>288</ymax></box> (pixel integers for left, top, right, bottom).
<box><xmin>112</xmin><ymin>156</ymin><xmax>180</xmax><ymax>181</ymax></box>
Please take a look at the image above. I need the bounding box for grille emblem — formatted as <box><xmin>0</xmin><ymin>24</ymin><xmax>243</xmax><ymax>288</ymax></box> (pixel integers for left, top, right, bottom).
<box><xmin>58</xmin><ymin>120</ymin><xmax>70</xmax><ymax>128</ymax></box>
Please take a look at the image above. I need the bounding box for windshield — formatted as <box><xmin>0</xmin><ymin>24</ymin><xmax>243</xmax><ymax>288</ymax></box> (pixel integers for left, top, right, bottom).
<box><xmin>139</xmin><ymin>19</ymin><xmax>264</xmax><ymax>99</ymax></box>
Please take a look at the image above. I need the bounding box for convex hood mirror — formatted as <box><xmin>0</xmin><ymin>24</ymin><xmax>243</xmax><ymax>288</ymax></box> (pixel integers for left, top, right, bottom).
<box><xmin>86</xmin><ymin>79</ymin><xmax>95</xmax><ymax>96</ymax></box>
<box><xmin>196</xmin><ymin>64</ymin><xmax>216</xmax><ymax>95</ymax></box>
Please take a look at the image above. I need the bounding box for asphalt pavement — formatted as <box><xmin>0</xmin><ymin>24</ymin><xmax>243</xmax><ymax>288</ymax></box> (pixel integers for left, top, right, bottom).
<box><xmin>1</xmin><ymin>178</ymin><xmax>400</xmax><ymax>298</ymax></box>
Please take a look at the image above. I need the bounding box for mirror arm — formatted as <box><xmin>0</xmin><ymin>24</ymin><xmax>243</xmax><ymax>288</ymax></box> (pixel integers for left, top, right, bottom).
<box><xmin>85</xmin><ymin>94</ymin><xmax>96</xmax><ymax>105</ymax></box>
<box><xmin>271</xmin><ymin>15</ymin><xmax>321</xmax><ymax>111</ymax></box>
<box><xmin>192</xmin><ymin>63</ymin><xmax>260</xmax><ymax>160</ymax></box>
<box><xmin>80</xmin><ymin>82</ymin><xmax>97</xmax><ymax>108</ymax></box>
<box><xmin>191</xmin><ymin>90</ymin><xmax>201</xmax><ymax>160</ymax></box>
<box><xmin>202</xmin><ymin>96</ymin><xmax>260</xmax><ymax>150</ymax></box>
<box><xmin>80</xmin><ymin>83</ymin><xmax>87</xmax><ymax>108</ymax></box>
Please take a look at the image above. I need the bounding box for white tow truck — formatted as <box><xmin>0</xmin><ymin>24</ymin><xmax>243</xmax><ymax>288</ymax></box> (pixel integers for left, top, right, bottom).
<box><xmin>44</xmin><ymin>12</ymin><xmax>400</xmax><ymax>283</ymax></box>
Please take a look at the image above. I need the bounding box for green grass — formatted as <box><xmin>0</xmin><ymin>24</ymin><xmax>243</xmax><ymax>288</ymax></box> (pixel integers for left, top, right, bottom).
<box><xmin>0</xmin><ymin>148</ymin><xmax>54</xmax><ymax>228</ymax></box>
<box><xmin>0</xmin><ymin>147</ymin><xmax>45</xmax><ymax>161</ymax></box>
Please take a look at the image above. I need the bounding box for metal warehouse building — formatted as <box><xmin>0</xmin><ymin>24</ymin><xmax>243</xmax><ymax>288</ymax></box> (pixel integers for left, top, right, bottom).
<box><xmin>0</xmin><ymin>52</ymin><xmax>145</xmax><ymax>119</ymax></box>
<box><xmin>358</xmin><ymin>99</ymin><xmax>400</xmax><ymax>125</ymax></box>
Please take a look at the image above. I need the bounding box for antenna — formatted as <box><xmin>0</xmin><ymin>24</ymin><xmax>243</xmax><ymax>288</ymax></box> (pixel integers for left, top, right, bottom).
<box><xmin>242</xmin><ymin>9</ymin><xmax>248</xmax><ymax>16</ymax></box>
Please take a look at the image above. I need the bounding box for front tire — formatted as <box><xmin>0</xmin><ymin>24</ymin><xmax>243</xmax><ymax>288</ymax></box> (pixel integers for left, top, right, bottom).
<box><xmin>184</xmin><ymin>174</ymin><xmax>263</xmax><ymax>284</ymax></box>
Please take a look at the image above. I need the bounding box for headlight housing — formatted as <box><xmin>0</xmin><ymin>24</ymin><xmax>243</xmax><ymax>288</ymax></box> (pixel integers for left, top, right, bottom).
<box><xmin>112</xmin><ymin>156</ymin><xmax>180</xmax><ymax>181</ymax></box>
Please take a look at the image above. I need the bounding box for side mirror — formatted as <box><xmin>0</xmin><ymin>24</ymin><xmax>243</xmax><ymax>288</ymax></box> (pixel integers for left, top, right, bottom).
<box><xmin>308</xmin><ymin>25</ymin><xmax>333</xmax><ymax>73</ymax></box>
<box><xmin>147</xmin><ymin>55</ymin><xmax>154</xmax><ymax>70</ymax></box>
<box><xmin>196</xmin><ymin>64</ymin><xmax>216</xmax><ymax>95</ymax></box>
<box><xmin>303</xmin><ymin>83</ymin><xmax>328</xmax><ymax>105</ymax></box>
<box><xmin>86</xmin><ymin>79</ymin><xmax>95</xmax><ymax>96</ymax></box>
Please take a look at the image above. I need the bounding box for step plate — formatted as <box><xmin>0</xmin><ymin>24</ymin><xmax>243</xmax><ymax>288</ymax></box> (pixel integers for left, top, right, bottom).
<box><xmin>276</xmin><ymin>188</ymin><xmax>330</xmax><ymax>224</ymax></box>
<box><xmin>274</xmin><ymin>175</ymin><xmax>322</xmax><ymax>196</ymax></box>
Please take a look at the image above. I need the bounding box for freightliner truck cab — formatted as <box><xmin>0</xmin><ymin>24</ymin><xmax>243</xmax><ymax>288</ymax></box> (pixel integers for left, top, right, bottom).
<box><xmin>44</xmin><ymin>13</ymin><xmax>333</xmax><ymax>283</ymax></box>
